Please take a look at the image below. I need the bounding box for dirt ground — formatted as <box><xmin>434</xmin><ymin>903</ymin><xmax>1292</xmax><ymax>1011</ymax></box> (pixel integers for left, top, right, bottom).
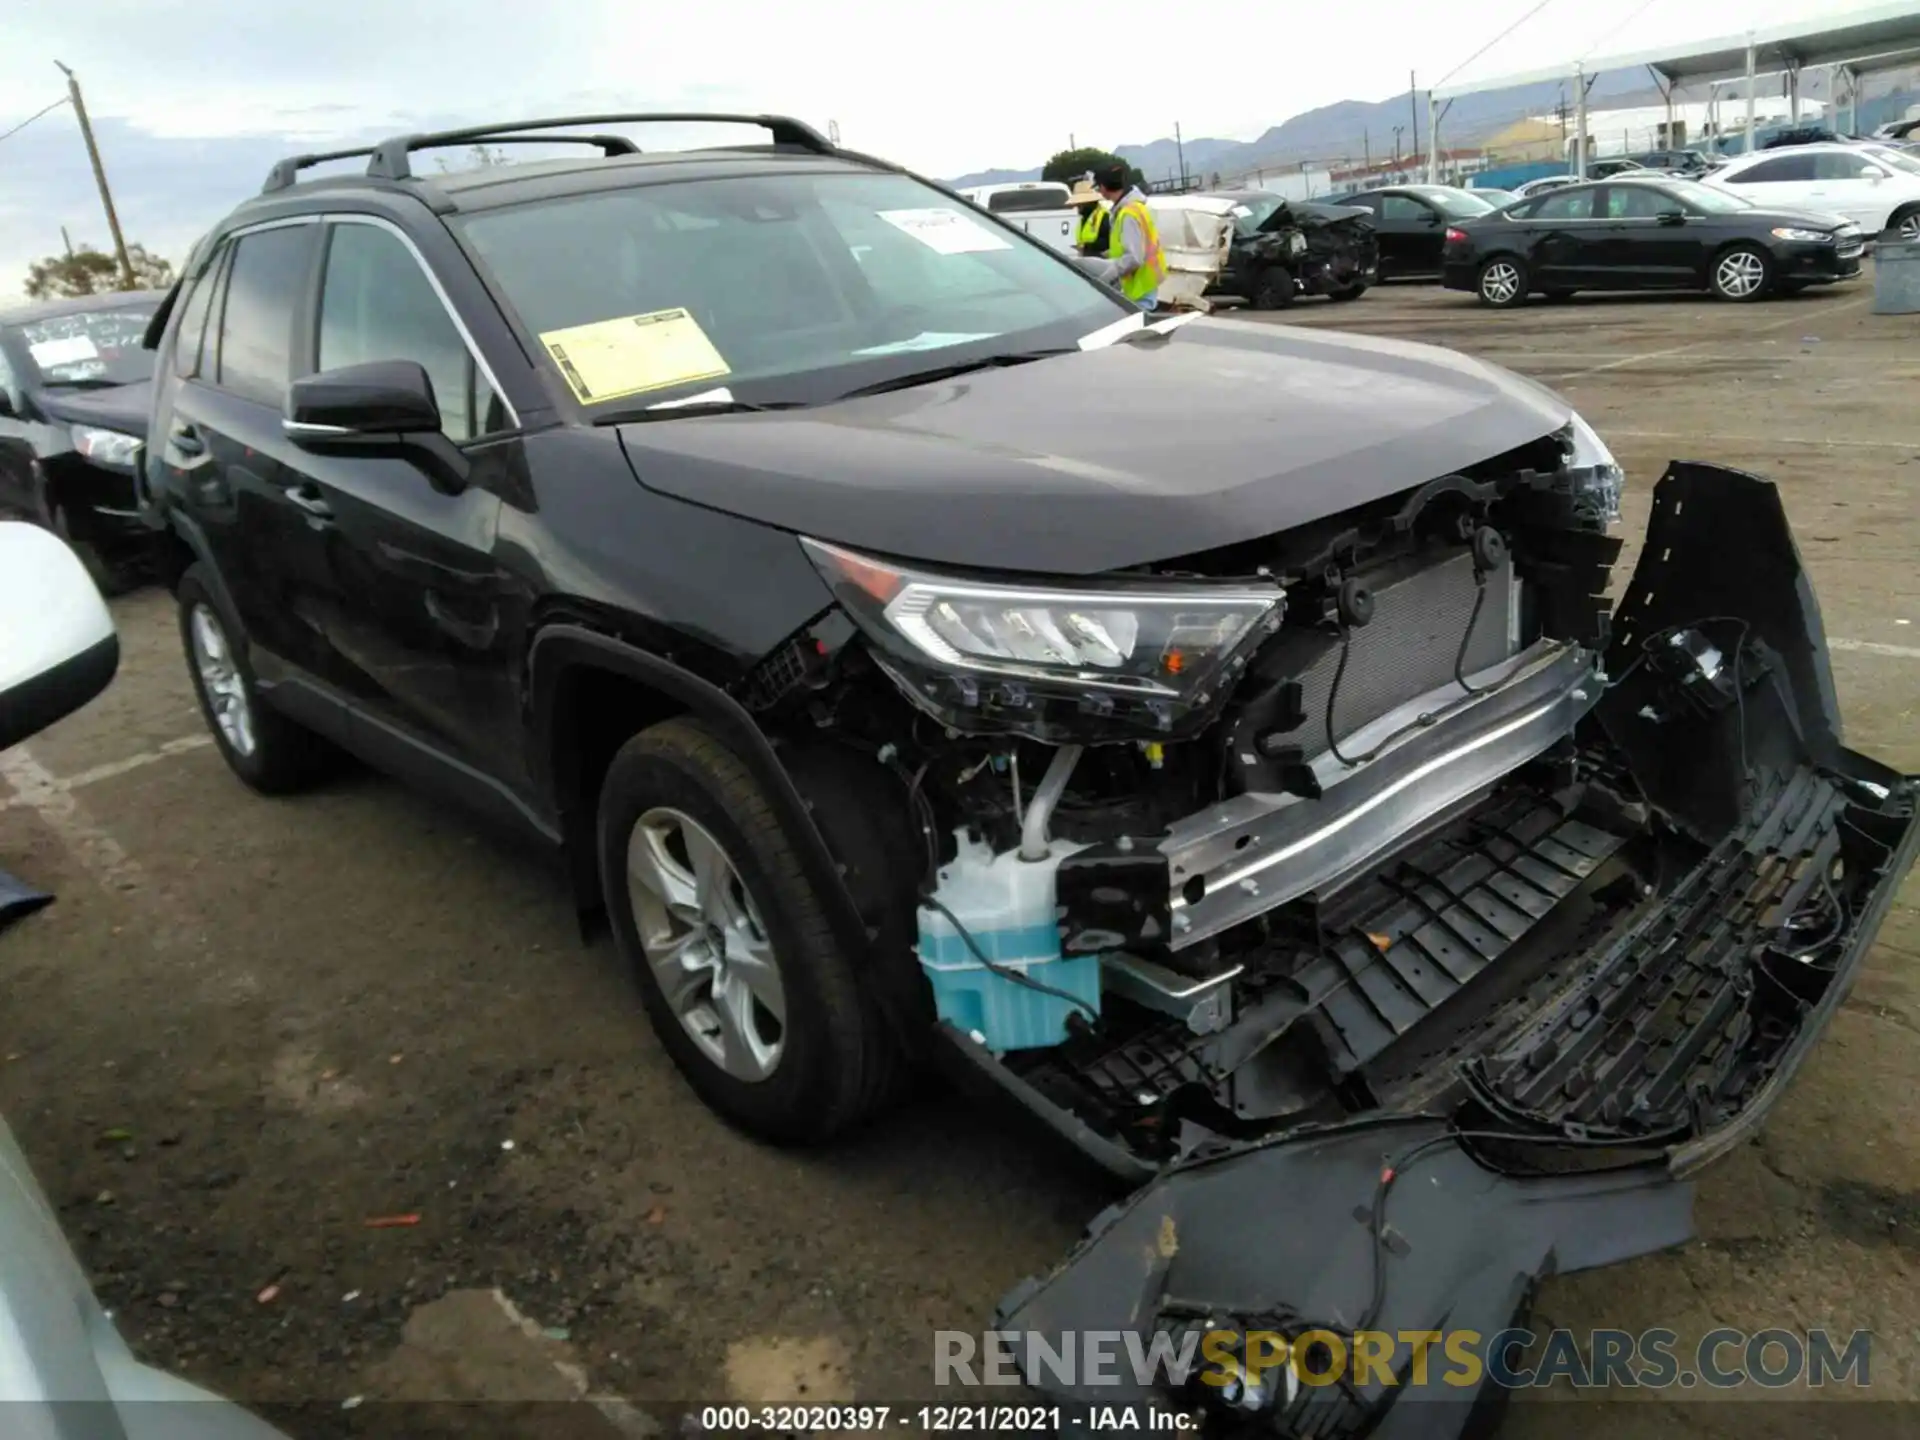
<box><xmin>2</xmin><ymin>275</ymin><xmax>1916</xmax><ymax>1440</ymax></box>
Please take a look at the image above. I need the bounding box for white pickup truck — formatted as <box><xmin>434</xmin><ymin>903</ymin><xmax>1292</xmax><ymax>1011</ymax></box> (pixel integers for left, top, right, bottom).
<box><xmin>956</xmin><ymin>181</ymin><xmax>1080</xmax><ymax>255</ymax></box>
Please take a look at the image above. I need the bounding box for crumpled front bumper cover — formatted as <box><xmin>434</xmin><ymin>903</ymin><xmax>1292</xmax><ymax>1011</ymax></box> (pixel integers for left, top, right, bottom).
<box><xmin>992</xmin><ymin>463</ymin><xmax>1920</xmax><ymax>1436</ymax></box>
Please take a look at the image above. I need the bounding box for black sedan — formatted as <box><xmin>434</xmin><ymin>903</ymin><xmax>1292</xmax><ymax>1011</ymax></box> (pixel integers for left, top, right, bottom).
<box><xmin>1440</xmin><ymin>178</ymin><xmax>1863</xmax><ymax>307</ymax></box>
<box><xmin>1340</xmin><ymin>184</ymin><xmax>1502</xmax><ymax>280</ymax></box>
<box><xmin>0</xmin><ymin>291</ymin><xmax>167</xmax><ymax>592</ymax></box>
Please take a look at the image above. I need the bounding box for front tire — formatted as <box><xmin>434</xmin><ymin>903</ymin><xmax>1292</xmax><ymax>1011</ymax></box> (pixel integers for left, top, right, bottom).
<box><xmin>1890</xmin><ymin>205</ymin><xmax>1920</xmax><ymax>242</ymax></box>
<box><xmin>1327</xmin><ymin>283</ymin><xmax>1367</xmax><ymax>302</ymax></box>
<box><xmin>177</xmin><ymin>563</ymin><xmax>334</xmax><ymax>793</ymax></box>
<box><xmin>598</xmin><ymin>718</ymin><xmax>896</xmax><ymax>1144</ymax></box>
<box><xmin>1710</xmin><ymin>244</ymin><xmax>1772</xmax><ymax>301</ymax></box>
<box><xmin>1252</xmin><ymin>266</ymin><xmax>1296</xmax><ymax>310</ymax></box>
<box><xmin>1476</xmin><ymin>256</ymin><xmax>1528</xmax><ymax>308</ymax></box>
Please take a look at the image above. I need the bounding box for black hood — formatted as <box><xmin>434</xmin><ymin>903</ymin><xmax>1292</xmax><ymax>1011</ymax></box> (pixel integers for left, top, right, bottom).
<box><xmin>618</xmin><ymin>320</ymin><xmax>1570</xmax><ymax>575</ymax></box>
<box><xmin>34</xmin><ymin>379</ymin><xmax>153</xmax><ymax>438</ymax></box>
<box><xmin>1732</xmin><ymin>205</ymin><xmax>1859</xmax><ymax>230</ymax></box>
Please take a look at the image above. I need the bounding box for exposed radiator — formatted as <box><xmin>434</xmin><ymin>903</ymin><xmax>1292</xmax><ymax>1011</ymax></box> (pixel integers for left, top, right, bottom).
<box><xmin>1292</xmin><ymin>551</ymin><xmax>1517</xmax><ymax>752</ymax></box>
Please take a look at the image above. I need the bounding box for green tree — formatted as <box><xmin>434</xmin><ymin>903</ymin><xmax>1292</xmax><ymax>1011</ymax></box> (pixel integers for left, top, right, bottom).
<box><xmin>1041</xmin><ymin>147</ymin><xmax>1146</xmax><ymax>189</ymax></box>
<box><xmin>23</xmin><ymin>242</ymin><xmax>175</xmax><ymax>300</ymax></box>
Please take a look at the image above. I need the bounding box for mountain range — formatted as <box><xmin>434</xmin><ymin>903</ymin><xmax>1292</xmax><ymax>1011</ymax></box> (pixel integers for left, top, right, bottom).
<box><xmin>948</xmin><ymin>68</ymin><xmax>1661</xmax><ymax>188</ymax></box>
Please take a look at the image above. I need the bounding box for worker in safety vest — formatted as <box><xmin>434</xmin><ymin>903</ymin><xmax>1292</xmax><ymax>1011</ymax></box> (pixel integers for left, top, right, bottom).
<box><xmin>1070</xmin><ymin>178</ymin><xmax>1110</xmax><ymax>256</ymax></box>
<box><xmin>1084</xmin><ymin>161</ymin><xmax>1168</xmax><ymax>310</ymax></box>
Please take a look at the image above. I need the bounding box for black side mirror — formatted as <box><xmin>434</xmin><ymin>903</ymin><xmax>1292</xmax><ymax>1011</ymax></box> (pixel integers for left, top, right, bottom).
<box><xmin>283</xmin><ymin>360</ymin><xmax>468</xmax><ymax>493</ymax></box>
<box><xmin>1656</xmin><ymin>210</ymin><xmax>1688</xmax><ymax>226</ymax></box>
<box><xmin>285</xmin><ymin>359</ymin><xmax>442</xmax><ymax>439</ymax></box>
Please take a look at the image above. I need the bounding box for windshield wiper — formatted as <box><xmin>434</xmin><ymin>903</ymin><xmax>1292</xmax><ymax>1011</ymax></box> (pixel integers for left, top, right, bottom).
<box><xmin>832</xmin><ymin>348</ymin><xmax>1072</xmax><ymax>401</ymax></box>
<box><xmin>595</xmin><ymin>397</ymin><xmax>803</xmax><ymax>425</ymax></box>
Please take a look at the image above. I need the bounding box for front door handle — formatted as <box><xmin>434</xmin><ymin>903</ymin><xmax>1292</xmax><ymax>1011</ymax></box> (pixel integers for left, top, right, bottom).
<box><xmin>285</xmin><ymin>483</ymin><xmax>333</xmax><ymax>520</ymax></box>
<box><xmin>170</xmin><ymin>422</ymin><xmax>204</xmax><ymax>457</ymax></box>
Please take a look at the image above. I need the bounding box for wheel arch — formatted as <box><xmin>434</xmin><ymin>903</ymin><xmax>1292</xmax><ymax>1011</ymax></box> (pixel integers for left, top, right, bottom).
<box><xmin>527</xmin><ymin>625</ymin><xmax>876</xmax><ymax>972</ymax></box>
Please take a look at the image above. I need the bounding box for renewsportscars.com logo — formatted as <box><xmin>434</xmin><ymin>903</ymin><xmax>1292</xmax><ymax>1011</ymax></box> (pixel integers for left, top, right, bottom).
<box><xmin>936</xmin><ymin>1327</ymin><xmax>1873</xmax><ymax>1394</ymax></box>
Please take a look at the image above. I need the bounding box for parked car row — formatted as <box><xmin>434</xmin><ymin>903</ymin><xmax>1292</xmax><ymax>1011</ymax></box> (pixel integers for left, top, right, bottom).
<box><xmin>1442</xmin><ymin>176</ymin><xmax>1865</xmax><ymax>305</ymax></box>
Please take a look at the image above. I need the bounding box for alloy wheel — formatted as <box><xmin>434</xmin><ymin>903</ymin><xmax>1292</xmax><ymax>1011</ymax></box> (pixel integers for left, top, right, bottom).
<box><xmin>1898</xmin><ymin>211</ymin><xmax>1920</xmax><ymax>242</ymax></box>
<box><xmin>626</xmin><ymin>807</ymin><xmax>786</xmax><ymax>1082</ymax></box>
<box><xmin>189</xmin><ymin>603</ymin><xmax>256</xmax><ymax>757</ymax></box>
<box><xmin>1480</xmin><ymin>261</ymin><xmax>1521</xmax><ymax>304</ymax></box>
<box><xmin>1715</xmin><ymin>250</ymin><xmax>1767</xmax><ymax>298</ymax></box>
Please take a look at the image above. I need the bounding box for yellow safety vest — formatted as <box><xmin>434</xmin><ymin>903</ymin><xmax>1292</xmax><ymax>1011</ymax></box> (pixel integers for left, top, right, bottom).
<box><xmin>1076</xmin><ymin>206</ymin><xmax>1107</xmax><ymax>249</ymax></box>
<box><xmin>1107</xmin><ymin>195</ymin><xmax>1168</xmax><ymax>302</ymax></box>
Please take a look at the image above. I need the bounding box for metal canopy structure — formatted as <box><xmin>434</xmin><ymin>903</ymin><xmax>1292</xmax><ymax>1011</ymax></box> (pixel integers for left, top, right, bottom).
<box><xmin>1426</xmin><ymin>2</ymin><xmax>1920</xmax><ymax>180</ymax></box>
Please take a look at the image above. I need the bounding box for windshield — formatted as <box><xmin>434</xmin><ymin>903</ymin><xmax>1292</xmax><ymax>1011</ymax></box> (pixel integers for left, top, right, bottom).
<box><xmin>1229</xmin><ymin>195</ymin><xmax>1287</xmax><ymax>235</ymax></box>
<box><xmin>456</xmin><ymin>171</ymin><xmax>1127</xmax><ymax>409</ymax></box>
<box><xmin>1867</xmin><ymin>145</ymin><xmax>1920</xmax><ymax>176</ymax></box>
<box><xmin>9</xmin><ymin>306</ymin><xmax>157</xmax><ymax>387</ymax></box>
<box><xmin>1669</xmin><ymin>182</ymin><xmax>1751</xmax><ymax>214</ymax></box>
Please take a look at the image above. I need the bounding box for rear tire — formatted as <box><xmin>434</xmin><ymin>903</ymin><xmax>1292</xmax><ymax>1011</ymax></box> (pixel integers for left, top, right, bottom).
<box><xmin>1252</xmin><ymin>266</ymin><xmax>1296</xmax><ymax>310</ymax></box>
<box><xmin>177</xmin><ymin>563</ymin><xmax>335</xmax><ymax>794</ymax></box>
<box><xmin>1476</xmin><ymin>256</ymin><xmax>1529</xmax><ymax>308</ymax></box>
<box><xmin>1709</xmin><ymin>244</ymin><xmax>1772</xmax><ymax>302</ymax></box>
<box><xmin>598</xmin><ymin>718</ymin><xmax>898</xmax><ymax>1144</ymax></box>
<box><xmin>1890</xmin><ymin>205</ymin><xmax>1920</xmax><ymax>242</ymax></box>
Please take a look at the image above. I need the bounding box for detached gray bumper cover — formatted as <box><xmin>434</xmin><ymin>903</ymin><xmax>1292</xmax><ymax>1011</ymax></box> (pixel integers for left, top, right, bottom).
<box><xmin>997</xmin><ymin>463</ymin><xmax>1920</xmax><ymax>1437</ymax></box>
<box><xmin>996</xmin><ymin>1120</ymin><xmax>1695</xmax><ymax>1435</ymax></box>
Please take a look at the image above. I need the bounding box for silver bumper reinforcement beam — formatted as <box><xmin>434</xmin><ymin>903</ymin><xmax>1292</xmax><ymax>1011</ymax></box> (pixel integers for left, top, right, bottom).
<box><xmin>1161</xmin><ymin>639</ymin><xmax>1601</xmax><ymax>949</ymax></box>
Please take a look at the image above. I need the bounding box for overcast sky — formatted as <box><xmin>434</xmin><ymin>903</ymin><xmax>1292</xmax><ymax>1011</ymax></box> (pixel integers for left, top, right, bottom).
<box><xmin>0</xmin><ymin>0</ymin><xmax>1866</xmax><ymax>298</ymax></box>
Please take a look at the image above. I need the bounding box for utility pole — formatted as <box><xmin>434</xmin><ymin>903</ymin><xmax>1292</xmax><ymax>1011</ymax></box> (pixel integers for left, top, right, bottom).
<box><xmin>54</xmin><ymin>61</ymin><xmax>135</xmax><ymax>290</ymax></box>
<box><xmin>1409</xmin><ymin>71</ymin><xmax>1420</xmax><ymax>165</ymax></box>
<box><xmin>61</xmin><ymin>226</ymin><xmax>75</xmax><ymax>258</ymax></box>
<box><xmin>1363</xmin><ymin>129</ymin><xmax>1371</xmax><ymax>168</ymax></box>
<box><xmin>1175</xmin><ymin>121</ymin><xmax>1187</xmax><ymax>188</ymax></box>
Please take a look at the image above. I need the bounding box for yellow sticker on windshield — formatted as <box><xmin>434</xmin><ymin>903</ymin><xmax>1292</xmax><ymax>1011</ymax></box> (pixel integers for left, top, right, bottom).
<box><xmin>537</xmin><ymin>308</ymin><xmax>731</xmax><ymax>405</ymax></box>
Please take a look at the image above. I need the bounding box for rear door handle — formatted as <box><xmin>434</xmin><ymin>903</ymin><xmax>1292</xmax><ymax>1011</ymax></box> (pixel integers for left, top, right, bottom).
<box><xmin>170</xmin><ymin>422</ymin><xmax>204</xmax><ymax>457</ymax></box>
<box><xmin>285</xmin><ymin>483</ymin><xmax>333</xmax><ymax>520</ymax></box>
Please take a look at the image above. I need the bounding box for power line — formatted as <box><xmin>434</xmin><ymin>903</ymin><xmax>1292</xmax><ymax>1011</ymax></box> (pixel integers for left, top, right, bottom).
<box><xmin>1434</xmin><ymin>0</ymin><xmax>1566</xmax><ymax>90</ymax></box>
<box><xmin>0</xmin><ymin>94</ymin><xmax>71</xmax><ymax>147</ymax></box>
<box><xmin>1580</xmin><ymin>0</ymin><xmax>1663</xmax><ymax>62</ymax></box>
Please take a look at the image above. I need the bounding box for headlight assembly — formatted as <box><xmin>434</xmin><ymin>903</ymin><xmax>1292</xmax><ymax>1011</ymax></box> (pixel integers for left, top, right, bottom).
<box><xmin>801</xmin><ymin>537</ymin><xmax>1283</xmax><ymax>739</ymax></box>
<box><xmin>1770</xmin><ymin>227</ymin><xmax>1834</xmax><ymax>243</ymax></box>
<box><xmin>70</xmin><ymin>425</ymin><xmax>143</xmax><ymax>470</ymax></box>
<box><xmin>1561</xmin><ymin>412</ymin><xmax>1624</xmax><ymax>528</ymax></box>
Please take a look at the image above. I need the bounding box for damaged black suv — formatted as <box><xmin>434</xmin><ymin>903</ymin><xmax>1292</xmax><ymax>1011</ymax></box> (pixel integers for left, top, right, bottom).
<box><xmin>145</xmin><ymin>114</ymin><xmax>1917</xmax><ymax>1435</ymax></box>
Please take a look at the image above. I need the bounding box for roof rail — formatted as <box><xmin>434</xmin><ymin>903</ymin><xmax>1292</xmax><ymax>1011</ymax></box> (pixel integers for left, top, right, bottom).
<box><xmin>260</xmin><ymin>113</ymin><xmax>834</xmax><ymax>195</ymax></box>
<box><xmin>364</xmin><ymin>112</ymin><xmax>835</xmax><ymax>182</ymax></box>
<box><xmin>261</xmin><ymin>144</ymin><xmax>382</xmax><ymax>194</ymax></box>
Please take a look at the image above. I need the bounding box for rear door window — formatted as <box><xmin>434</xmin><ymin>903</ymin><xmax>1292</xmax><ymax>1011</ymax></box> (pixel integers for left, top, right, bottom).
<box><xmin>215</xmin><ymin>224</ymin><xmax>317</xmax><ymax>406</ymax></box>
<box><xmin>1724</xmin><ymin>154</ymin><xmax>1816</xmax><ymax>184</ymax></box>
<box><xmin>1602</xmin><ymin>186</ymin><xmax>1672</xmax><ymax>218</ymax></box>
<box><xmin>1520</xmin><ymin>188</ymin><xmax>1598</xmax><ymax>220</ymax></box>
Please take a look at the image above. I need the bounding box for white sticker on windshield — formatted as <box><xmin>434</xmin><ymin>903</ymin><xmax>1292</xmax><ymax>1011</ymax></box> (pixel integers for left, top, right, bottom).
<box><xmin>29</xmin><ymin>335</ymin><xmax>99</xmax><ymax>367</ymax></box>
<box><xmin>878</xmin><ymin>207</ymin><xmax>1012</xmax><ymax>255</ymax></box>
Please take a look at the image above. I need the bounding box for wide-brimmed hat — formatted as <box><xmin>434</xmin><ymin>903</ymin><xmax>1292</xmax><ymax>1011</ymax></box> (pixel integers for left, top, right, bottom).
<box><xmin>1068</xmin><ymin>179</ymin><xmax>1105</xmax><ymax>206</ymax></box>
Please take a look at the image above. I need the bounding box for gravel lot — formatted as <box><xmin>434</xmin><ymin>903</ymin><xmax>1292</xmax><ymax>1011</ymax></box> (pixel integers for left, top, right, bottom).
<box><xmin>2</xmin><ymin>274</ymin><xmax>1916</xmax><ymax>1439</ymax></box>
